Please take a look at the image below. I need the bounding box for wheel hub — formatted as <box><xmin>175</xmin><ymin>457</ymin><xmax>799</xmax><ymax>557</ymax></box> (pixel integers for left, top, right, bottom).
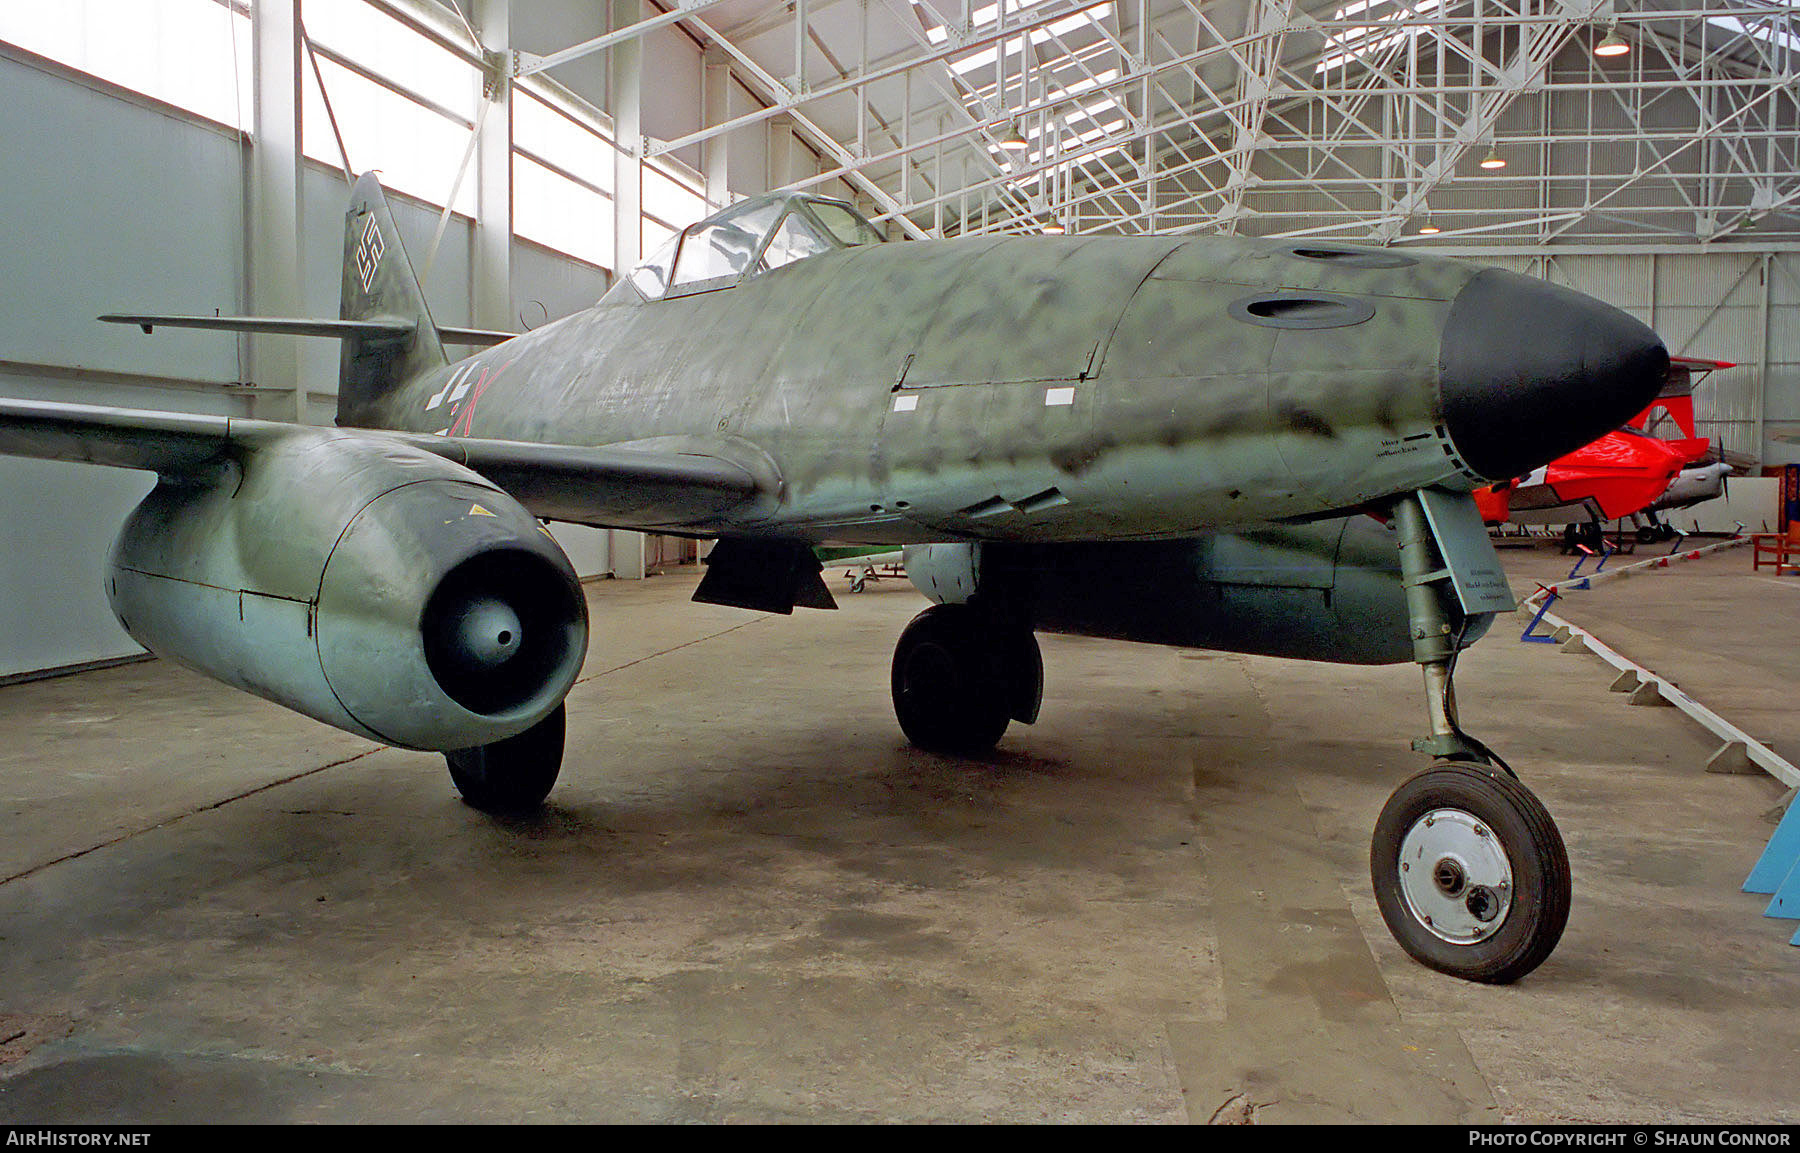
<box><xmin>1397</xmin><ymin>808</ymin><xmax>1514</xmax><ymax>944</ymax></box>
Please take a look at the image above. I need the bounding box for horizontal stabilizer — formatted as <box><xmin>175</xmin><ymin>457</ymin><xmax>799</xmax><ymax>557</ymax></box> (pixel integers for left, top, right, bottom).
<box><xmin>100</xmin><ymin>314</ymin><xmax>516</xmax><ymax>346</ymax></box>
<box><xmin>437</xmin><ymin>326</ymin><xmax>518</xmax><ymax>347</ymax></box>
<box><xmin>102</xmin><ymin>314</ymin><xmax>412</xmax><ymax>340</ymax></box>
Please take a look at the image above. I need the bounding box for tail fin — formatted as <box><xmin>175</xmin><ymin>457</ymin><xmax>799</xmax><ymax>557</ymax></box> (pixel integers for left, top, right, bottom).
<box><xmin>338</xmin><ymin>172</ymin><xmax>448</xmax><ymax>426</ymax></box>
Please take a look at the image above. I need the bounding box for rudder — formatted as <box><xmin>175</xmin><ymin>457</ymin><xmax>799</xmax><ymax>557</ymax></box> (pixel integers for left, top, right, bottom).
<box><xmin>338</xmin><ymin>172</ymin><xmax>448</xmax><ymax>426</ymax></box>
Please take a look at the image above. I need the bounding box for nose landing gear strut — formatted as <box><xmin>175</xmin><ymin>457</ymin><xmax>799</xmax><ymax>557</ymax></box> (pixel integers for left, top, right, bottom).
<box><xmin>1371</xmin><ymin>492</ymin><xmax>1571</xmax><ymax>984</ymax></box>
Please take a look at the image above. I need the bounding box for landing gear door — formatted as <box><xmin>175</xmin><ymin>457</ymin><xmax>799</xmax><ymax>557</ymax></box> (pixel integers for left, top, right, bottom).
<box><xmin>1416</xmin><ymin>488</ymin><xmax>1516</xmax><ymax>615</ymax></box>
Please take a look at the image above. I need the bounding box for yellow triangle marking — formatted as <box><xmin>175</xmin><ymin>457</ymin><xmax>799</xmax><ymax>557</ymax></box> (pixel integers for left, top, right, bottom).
<box><xmin>469</xmin><ymin>503</ymin><xmax>496</xmax><ymax>517</ymax></box>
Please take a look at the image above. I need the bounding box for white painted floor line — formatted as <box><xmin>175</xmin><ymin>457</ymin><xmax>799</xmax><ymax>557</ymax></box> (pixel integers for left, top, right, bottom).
<box><xmin>1522</xmin><ymin>536</ymin><xmax>1750</xmax><ymax>607</ymax></box>
<box><xmin>1530</xmin><ymin>605</ymin><xmax>1800</xmax><ymax>791</ymax></box>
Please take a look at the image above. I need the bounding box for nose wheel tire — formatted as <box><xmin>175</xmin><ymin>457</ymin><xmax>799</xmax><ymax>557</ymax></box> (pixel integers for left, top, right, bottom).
<box><xmin>891</xmin><ymin>604</ymin><xmax>1014</xmax><ymax>755</ymax></box>
<box><xmin>445</xmin><ymin>703</ymin><xmax>566</xmax><ymax>815</ymax></box>
<box><xmin>1371</xmin><ymin>761</ymin><xmax>1570</xmax><ymax>984</ymax></box>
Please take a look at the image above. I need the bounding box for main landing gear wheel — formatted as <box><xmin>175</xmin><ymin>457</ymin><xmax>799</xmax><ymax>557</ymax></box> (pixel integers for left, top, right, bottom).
<box><xmin>446</xmin><ymin>703</ymin><xmax>566</xmax><ymax>815</ymax></box>
<box><xmin>891</xmin><ymin>603</ymin><xmax>1037</xmax><ymax>756</ymax></box>
<box><xmin>1562</xmin><ymin>522</ymin><xmax>1604</xmax><ymax>553</ymax></box>
<box><xmin>1371</xmin><ymin>761</ymin><xmax>1571</xmax><ymax>984</ymax></box>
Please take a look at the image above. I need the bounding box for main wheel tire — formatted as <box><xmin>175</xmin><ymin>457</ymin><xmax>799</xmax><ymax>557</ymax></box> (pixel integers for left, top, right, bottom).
<box><xmin>1371</xmin><ymin>761</ymin><xmax>1571</xmax><ymax>984</ymax></box>
<box><xmin>446</xmin><ymin>703</ymin><xmax>566</xmax><ymax>815</ymax></box>
<box><xmin>891</xmin><ymin>604</ymin><xmax>1013</xmax><ymax>755</ymax></box>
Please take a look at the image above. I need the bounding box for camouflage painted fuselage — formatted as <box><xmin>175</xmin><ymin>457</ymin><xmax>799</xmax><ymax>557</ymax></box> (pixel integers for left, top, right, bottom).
<box><xmin>364</xmin><ymin>234</ymin><xmax>1519</xmax><ymax>545</ymax></box>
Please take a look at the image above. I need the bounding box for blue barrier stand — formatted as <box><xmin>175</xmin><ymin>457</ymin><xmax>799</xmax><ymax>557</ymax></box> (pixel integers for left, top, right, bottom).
<box><xmin>1519</xmin><ymin>587</ymin><xmax>1562</xmax><ymax>644</ymax></box>
<box><xmin>1747</xmin><ymin>797</ymin><xmax>1800</xmax><ymax>894</ymax></box>
<box><xmin>1562</xmin><ymin>541</ymin><xmax>1613</xmax><ymax>590</ymax></box>
<box><xmin>1763</xmin><ymin>859</ymin><xmax>1800</xmax><ymax>927</ymax></box>
<box><xmin>1756</xmin><ymin>791</ymin><xmax>1800</xmax><ymax>942</ymax></box>
<box><xmin>1756</xmin><ymin>801</ymin><xmax>1800</xmax><ymax>942</ymax></box>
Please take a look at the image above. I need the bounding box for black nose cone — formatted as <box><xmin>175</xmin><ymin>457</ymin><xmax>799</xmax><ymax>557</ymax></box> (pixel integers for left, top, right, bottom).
<box><xmin>1439</xmin><ymin>268</ymin><xmax>1669</xmax><ymax>481</ymax></box>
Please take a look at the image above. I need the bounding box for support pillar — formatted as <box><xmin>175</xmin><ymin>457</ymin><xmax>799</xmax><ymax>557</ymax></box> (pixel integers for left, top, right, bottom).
<box><xmin>610</xmin><ymin>0</ymin><xmax>643</xmax><ymax>274</ymax></box>
<box><xmin>610</xmin><ymin>530</ymin><xmax>647</xmax><ymax>580</ymax></box>
<box><xmin>702</xmin><ymin>51</ymin><xmax>732</xmax><ymax>209</ymax></box>
<box><xmin>473</xmin><ymin>0</ymin><xmax>512</xmax><ymax>333</ymax></box>
<box><xmin>250</xmin><ymin>0</ymin><xmax>305</xmax><ymax>423</ymax></box>
<box><xmin>769</xmin><ymin>115</ymin><xmax>805</xmax><ymax>189</ymax></box>
<box><xmin>609</xmin><ymin>0</ymin><xmax>646</xmax><ymax>575</ymax></box>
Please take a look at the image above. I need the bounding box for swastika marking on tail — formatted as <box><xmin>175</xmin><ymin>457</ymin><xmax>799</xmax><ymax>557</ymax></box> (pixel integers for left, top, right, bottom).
<box><xmin>355</xmin><ymin>216</ymin><xmax>385</xmax><ymax>293</ymax></box>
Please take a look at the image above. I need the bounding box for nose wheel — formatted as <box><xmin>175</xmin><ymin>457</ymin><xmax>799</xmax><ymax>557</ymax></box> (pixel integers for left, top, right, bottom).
<box><xmin>1371</xmin><ymin>761</ymin><xmax>1570</xmax><ymax>983</ymax></box>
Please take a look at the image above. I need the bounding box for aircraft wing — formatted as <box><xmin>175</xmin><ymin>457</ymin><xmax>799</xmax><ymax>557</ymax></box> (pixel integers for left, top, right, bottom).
<box><xmin>391</xmin><ymin>429</ymin><xmax>766</xmax><ymax>526</ymax></box>
<box><xmin>0</xmin><ymin>397</ymin><xmax>765</xmax><ymax>527</ymax></box>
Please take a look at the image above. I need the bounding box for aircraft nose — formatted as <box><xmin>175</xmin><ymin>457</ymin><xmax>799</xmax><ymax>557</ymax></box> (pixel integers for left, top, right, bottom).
<box><xmin>1438</xmin><ymin>268</ymin><xmax>1668</xmax><ymax>481</ymax></box>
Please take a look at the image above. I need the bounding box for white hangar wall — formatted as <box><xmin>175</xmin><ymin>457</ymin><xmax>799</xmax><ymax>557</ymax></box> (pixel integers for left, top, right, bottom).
<box><xmin>0</xmin><ymin>49</ymin><xmax>250</xmax><ymax>680</ymax></box>
<box><xmin>0</xmin><ymin>0</ymin><xmax>867</xmax><ymax>681</ymax></box>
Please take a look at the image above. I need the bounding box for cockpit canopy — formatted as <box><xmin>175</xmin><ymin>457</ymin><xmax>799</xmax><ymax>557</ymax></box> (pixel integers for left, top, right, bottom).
<box><xmin>612</xmin><ymin>192</ymin><xmax>885</xmax><ymax>304</ymax></box>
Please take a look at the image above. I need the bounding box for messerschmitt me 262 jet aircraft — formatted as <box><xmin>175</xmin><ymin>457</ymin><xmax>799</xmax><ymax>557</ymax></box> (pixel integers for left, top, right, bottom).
<box><xmin>0</xmin><ymin>175</ymin><xmax>1669</xmax><ymax>985</ymax></box>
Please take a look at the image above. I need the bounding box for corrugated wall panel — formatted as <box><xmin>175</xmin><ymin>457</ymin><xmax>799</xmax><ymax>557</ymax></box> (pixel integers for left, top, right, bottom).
<box><xmin>1764</xmin><ymin>255</ymin><xmax>1800</xmax><ymax>465</ymax></box>
<box><xmin>1552</xmin><ymin>255</ymin><xmax>1654</xmax><ymax>311</ymax></box>
<box><xmin>1656</xmin><ymin>255</ymin><xmax>1764</xmax><ymax>307</ymax></box>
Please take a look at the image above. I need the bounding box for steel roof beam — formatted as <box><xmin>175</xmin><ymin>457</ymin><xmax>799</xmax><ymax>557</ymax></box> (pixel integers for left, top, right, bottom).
<box><xmin>510</xmin><ymin>0</ymin><xmax>737</xmax><ymax>77</ymax></box>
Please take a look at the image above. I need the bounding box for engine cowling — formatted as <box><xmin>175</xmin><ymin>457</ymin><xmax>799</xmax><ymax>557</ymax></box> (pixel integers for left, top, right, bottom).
<box><xmin>905</xmin><ymin>517</ymin><xmax>1490</xmax><ymax>665</ymax></box>
<box><xmin>107</xmin><ymin>428</ymin><xmax>587</xmax><ymax>750</ymax></box>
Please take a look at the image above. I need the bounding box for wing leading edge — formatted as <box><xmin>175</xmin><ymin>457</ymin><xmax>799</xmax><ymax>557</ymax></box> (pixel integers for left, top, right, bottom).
<box><xmin>0</xmin><ymin>398</ymin><xmax>767</xmax><ymax>529</ymax></box>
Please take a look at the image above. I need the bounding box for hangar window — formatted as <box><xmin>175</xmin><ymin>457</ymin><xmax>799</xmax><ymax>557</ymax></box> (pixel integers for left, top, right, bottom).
<box><xmin>645</xmin><ymin>166</ymin><xmax>710</xmax><ymax>255</ymax></box>
<box><xmin>1316</xmin><ymin>0</ymin><xmax>1442</xmax><ymax>74</ymax></box>
<box><xmin>516</xmin><ymin>154</ymin><xmax>615</xmax><ymax>272</ymax></box>
<box><xmin>1</xmin><ymin>0</ymin><xmax>715</xmax><ymax>276</ymax></box>
<box><xmin>513</xmin><ymin>90</ymin><xmax>615</xmax><ymax>270</ymax></box>
<box><xmin>0</xmin><ymin>0</ymin><xmax>252</xmax><ymax>129</ymax></box>
<box><xmin>303</xmin><ymin>50</ymin><xmax>479</xmax><ymax>216</ymax></box>
<box><xmin>910</xmin><ymin>1</ymin><xmax>1132</xmax><ymax>213</ymax></box>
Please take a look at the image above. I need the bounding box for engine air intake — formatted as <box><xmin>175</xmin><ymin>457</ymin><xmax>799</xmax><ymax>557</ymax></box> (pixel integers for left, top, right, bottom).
<box><xmin>423</xmin><ymin>549</ymin><xmax>586</xmax><ymax>716</ymax></box>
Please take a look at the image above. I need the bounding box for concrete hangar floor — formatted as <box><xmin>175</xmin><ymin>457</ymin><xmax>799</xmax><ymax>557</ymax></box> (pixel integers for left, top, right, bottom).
<box><xmin>0</xmin><ymin>542</ymin><xmax>1794</xmax><ymax>1124</ymax></box>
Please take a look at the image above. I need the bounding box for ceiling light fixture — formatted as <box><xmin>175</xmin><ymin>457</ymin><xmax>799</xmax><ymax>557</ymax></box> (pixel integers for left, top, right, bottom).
<box><xmin>1594</xmin><ymin>26</ymin><xmax>1630</xmax><ymax>57</ymax></box>
<box><xmin>1480</xmin><ymin>146</ymin><xmax>1506</xmax><ymax>170</ymax></box>
<box><xmin>1417</xmin><ymin>218</ymin><xmax>1442</xmax><ymax>235</ymax></box>
<box><xmin>1043</xmin><ymin>219</ymin><xmax>1066</xmax><ymax>235</ymax></box>
<box><xmin>999</xmin><ymin>121</ymin><xmax>1028</xmax><ymax>151</ymax></box>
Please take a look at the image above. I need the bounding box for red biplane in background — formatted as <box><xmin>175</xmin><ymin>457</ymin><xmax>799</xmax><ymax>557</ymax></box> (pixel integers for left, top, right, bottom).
<box><xmin>1476</xmin><ymin>356</ymin><xmax>1735</xmax><ymax>547</ymax></box>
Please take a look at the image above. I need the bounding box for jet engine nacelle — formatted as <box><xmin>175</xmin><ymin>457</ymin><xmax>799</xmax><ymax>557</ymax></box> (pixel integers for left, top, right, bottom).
<box><xmin>906</xmin><ymin>517</ymin><xmax>1488</xmax><ymax>665</ymax></box>
<box><xmin>107</xmin><ymin>428</ymin><xmax>588</xmax><ymax>750</ymax></box>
